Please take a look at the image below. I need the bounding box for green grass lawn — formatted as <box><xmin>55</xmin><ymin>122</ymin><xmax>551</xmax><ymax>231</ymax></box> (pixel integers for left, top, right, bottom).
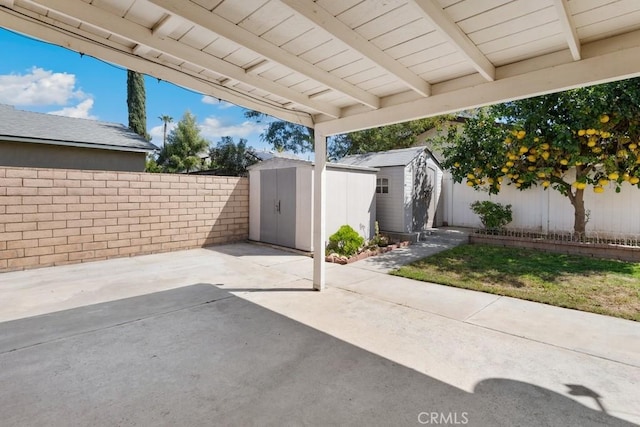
<box><xmin>391</xmin><ymin>244</ymin><xmax>640</xmax><ymax>321</ymax></box>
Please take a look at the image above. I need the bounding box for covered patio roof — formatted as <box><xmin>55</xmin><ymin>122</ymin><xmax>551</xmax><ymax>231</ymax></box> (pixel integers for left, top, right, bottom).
<box><xmin>3</xmin><ymin>0</ymin><xmax>640</xmax><ymax>288</ymax></box>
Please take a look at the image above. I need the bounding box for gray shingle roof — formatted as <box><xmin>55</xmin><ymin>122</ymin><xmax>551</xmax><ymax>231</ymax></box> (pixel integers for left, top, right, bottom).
<box><xmin>0</xmin><ymin>104</ymin><xmax>157</xmax><ymax>152</ymax></box>
<box><xmin>339</xmin><ymin>146</ymin><xmax>428</xmax><ymax>167</ymax></box>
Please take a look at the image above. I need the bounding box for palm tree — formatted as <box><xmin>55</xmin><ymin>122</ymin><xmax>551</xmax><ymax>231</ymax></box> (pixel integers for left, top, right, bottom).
<box><xmin>158</xmin><ymin>115</ymin><xmax>173</xmax><ymax>145</ymax></box>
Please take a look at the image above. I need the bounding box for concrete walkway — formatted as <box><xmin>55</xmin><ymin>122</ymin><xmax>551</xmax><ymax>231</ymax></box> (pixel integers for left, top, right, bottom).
<box><xmin>0</xmin><ymin>241</ymin><xmax>638</xmax><ymax>426</ymax></box>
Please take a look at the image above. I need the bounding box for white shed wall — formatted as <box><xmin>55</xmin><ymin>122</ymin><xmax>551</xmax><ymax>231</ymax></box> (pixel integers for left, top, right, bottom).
<box><xmin>375</xmin><ymin>166</ymin><xmax>405</xmax><ymax>233</ymax></box>
<box><xmin>326</xmin><ymin>169</ymin><xmax>376</xmax><ymax>240</ymax></box>
<box><xmin>296</xmin><ymin>167</ymin><xmax>313</xmax><ymax>251</ymax></box>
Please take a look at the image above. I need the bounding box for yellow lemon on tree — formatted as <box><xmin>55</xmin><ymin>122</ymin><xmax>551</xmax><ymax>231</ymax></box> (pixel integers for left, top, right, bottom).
<box><xmin>577</xmin><ymin>182</ymin><xmax>587</xmax><ymax>190</ymax></box>
<box><xmin>501</xmin><ymin>167</ymin><xmax>509</xmax><ymax>173</ymax></box>
<box><xmin>537</xmin><ymin>171</ymin><xmax>546</xmax><ymax>178</ymax></box>
<box><xmin>587</xmin><ymin>138</ymin><xmax>597</xmax><ymax>147</ymax></box>
<box><xmin>528</xmin><ymin>166</ymin><xmax>536</xmax><ymax>171</ymax></box>
<box><xmin>541</xmin><ymin>151</ymin><xmax>550</xmax><ymax>160</ymax></box>
<box><xmin>519</xmin><ymin>146</ymin><xmax>529</xmax><ymax>154</ymax></box>
<box><xmin>601</xmin><ymin>132</ymin><xmax>611</xmax><ymax>138</ymax></box>
<box><xmin>466</xmin><ymin>181</ymin><xmax>474</xmax><ymax>187</ymax></box>
<box><xmin>623</xmin><ymin>173</ymin><xmax>631</xmax><ymax>181</ymax></box>
<box><xmin>594</xmin><ymin>186</ymin><xmax>604</xmax><ymax>193</ymax></box>
<box><xmin>630</xmin><ymin>176</ymin><xmax>640</xmax><ymax>184</ymax></box>
<box><xmin>600</xmin><ymin>114</ymin><xmax>610</xmax><ymax>123</ymax></box>
<box><xmin>506</xmin><ymin>161</ymin><xmax>514</xmax><ymax>167</ymax></box>
<box><xmin>505</xmin><ymin>137</ymin><xmax>513</xmax><ymax>144</ymax></box>
<box><xmin>560</xmin><ymin>159</ymin><xmax>569</xmax><ymax>165</ymax></box>
<box><xmin>608</xmin><ymin>172</ymin><xmax>619</xmax><ymax>180</ymax></box>
<box><xmin>454</xmin><ymin>162</ymin><xmax>460</xmax><ymax>167</ymax></box>
<box><xmin>540</xmin><ymin>143</ymin><xmax>549</xmax><ymax>150</ymax></box>
<box><xmin>527</xmin><ymin>155</ymin><xmax>537</xmax><ymax>162</ymax></box>
<box><xmin>578</xmin><ymin>129</ymin><xmax>586</xmax><ymax>136</ymax></box>
<box><xmin>467</xmin><ymin>173</ymin><xmax>475</xmax><ymax>180</ymax></box>
<box><xmin>586</xmin><ymin>129</ymin><xmax>597</xmax><ymax>135</ymax></box>
<box><xmin>517</xmin><ymin>130</ymin><xmax>526</xmax><ymax>139</ymax></box>
<box><xmin>598</xmin><ymin>178</ymin><xmax>609</xmax><ymax>186</ymax></box>
<box><xmin>515</xmin><ymin>183</ymin><xmax>522</xmax><ymax>188</ymax></box>
<box><xmin>618</xmin><ymin>150</ymin><xmax>628</xmax><ymax>158</ymax></box>
<box><xmin>629</xmin><ymin>143</ymin><xmax>638</xmax><ymax>150</ymax></box>
<box><xmin>542</xmin><ymin>180</ymin><xmax>550</xmax><ymax>188</ymax></box>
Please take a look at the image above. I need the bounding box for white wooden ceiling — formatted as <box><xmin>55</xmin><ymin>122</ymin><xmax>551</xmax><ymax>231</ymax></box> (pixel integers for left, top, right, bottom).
<box><xmin>2</xmin><ymin>0</ymin><xmax>640</xmax><ymax>135</ymax></box>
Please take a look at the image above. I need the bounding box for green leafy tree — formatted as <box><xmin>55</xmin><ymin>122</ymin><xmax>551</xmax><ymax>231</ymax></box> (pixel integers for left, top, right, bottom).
<box><xmin>209</xmin><ymin>136</ymin><xmax>258</xmax><ymax>176</ymax></box>
<box><xmin>441</xmin><ymin>78</ymin><xmax>640</xmax><ymax>234</ymax></box>
<box><xmin>330</xmin><ymin>116</ymin><xmax>452</xmax><ymax>159</ymax></box>
<box><xmin>126</xmin><ymin>70</ymin><xmax>149</xmax><ymax>140</ymax></box>
<box><xmin>244</xmin><ymin>110</ymin><xmax>313</xmax><ymax>153</ymax></box>
<box><xmin>244</xmin><ymin>111</ymin><xmax>451</xmax><ymax>159</ymax></box>
<box><xmin>156</xmin><ymin>111</ymin><xmax>209</xmax><ymax>173</ymax></box>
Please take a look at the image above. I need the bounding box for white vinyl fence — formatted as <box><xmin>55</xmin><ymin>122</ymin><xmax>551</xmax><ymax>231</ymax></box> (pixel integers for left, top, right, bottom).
<box><xmin>441</xmin><ymin>172</ymin><xmax>640</xmax><ymax>235</ymax></box>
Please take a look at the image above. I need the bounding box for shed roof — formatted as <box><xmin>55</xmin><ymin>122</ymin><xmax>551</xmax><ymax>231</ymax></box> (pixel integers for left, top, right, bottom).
<box><xmin>248</xmin><ymin>156</ymin><xmax>377</xmax><ymax>173</ymax></box>
<box><xmin>340</xmin><ymin>146</ymin><xmax>431</xmax><ymax>168</ymax></box>
<box><xmin>0</xmin><ymin>104</ymin><xmax>158</xmax><ymax>153</ymax></box>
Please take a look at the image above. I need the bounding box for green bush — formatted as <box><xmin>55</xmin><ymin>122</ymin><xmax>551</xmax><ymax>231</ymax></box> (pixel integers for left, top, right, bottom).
<box><xmin>470</xmin><ymin>201</ymin><xmax>513</xmax><ymax>230</ymax></box>
<box><xmin>326</xmin><ymin>225</ymin><xmax>364</xmax><ymax>257</ymax></box>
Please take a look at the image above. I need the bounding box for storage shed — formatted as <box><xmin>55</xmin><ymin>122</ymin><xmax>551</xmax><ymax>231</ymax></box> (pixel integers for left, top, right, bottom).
<box><xmin>249</xmin><ymin>157</ymin><xmax>377</xmax><ymax>251</ymax></box>
<box><xmin>340</xmin><ymin>147</ymin><xmax>443</xmax><ymax>237</ymax></box>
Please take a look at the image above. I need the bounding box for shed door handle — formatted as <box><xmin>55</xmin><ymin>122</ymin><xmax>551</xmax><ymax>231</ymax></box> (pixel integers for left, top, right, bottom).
<box><xmin>276</xmin><ymin>200</ymin><xmax>281</xmax><ymax>213</ymax></box>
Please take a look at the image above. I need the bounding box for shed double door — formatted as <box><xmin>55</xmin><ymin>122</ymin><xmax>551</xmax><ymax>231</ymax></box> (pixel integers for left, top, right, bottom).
<box><xmin>260</xmin><ymin>168</ymin><xmax>296</xmax><ymax>248</ymax></box>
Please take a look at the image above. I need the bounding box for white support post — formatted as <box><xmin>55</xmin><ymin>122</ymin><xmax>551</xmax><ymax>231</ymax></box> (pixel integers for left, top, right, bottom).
<box><xmin>313</xmin><ymin>131</ymin><xmax>327</xmax><ymax>291</ymax></box>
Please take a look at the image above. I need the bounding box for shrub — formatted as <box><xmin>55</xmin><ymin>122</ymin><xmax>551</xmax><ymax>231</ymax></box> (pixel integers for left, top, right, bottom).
<box><xmin>326</xmin><ymin>225</ymin><xmax>364</xmax><ymax>257</ymax></box>
<box><xmin>470</xmin><ymin>201</ymin><xmax>513</xmax><ymax>230</ymax></box>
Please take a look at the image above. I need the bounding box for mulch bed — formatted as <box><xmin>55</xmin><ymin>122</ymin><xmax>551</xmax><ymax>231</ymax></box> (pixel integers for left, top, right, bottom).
<box><xmin>325</xmin><ymin>241</ymin><xmax>410</xmax><ymax>265</ymax></box>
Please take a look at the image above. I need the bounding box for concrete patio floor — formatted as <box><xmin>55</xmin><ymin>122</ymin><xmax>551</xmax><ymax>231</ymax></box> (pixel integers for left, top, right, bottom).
<box><xmin>1</xmin><ymin>242</ymin><xmax>639</xmax><ymax>426</ymax></box>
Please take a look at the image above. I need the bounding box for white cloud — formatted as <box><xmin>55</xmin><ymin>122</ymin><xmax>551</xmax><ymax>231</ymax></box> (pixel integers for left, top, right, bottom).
<box><xmin>202</xmin><ymin>95</ymin><xmax>236</xmax><ymax>109</ymax></box>
<box><xmin>48</xmin><ymin>99</ymin><xmax>97</xmax><ymax>119</ymax></box>
<box><xmin>200</xmin><ymin>117</ymin><xmax>266</xmax><ymax>140</ymax></box>
<box><xmin>0</xmin><ymin>67</ymin><xmax>87</xmax><ymax>106</ymax></box>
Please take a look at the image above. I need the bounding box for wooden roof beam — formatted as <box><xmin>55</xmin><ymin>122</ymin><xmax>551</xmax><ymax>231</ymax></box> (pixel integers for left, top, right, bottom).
<box><xmin>280</xmin><ymin>0</ymin><xmax>430</xmax><ymax>97</ymax></box>
<box><xmin>147</xmin><ymin>0</ymin><xmax>380</xmax><ymax>109</ymax></box>
<box><xmin>553</xmin><ymin>0</ymin><xmax>581</xmax><ymax>61</ymax></box>
<box><xmin>410</xmin><ymin>0</ymin><xmax>495</xmax><ymax>81</ymax></box>
<box><xmin>24</xmin><ymin>0</ymin><xmax>340</xmax><ymax>118</ymax></box>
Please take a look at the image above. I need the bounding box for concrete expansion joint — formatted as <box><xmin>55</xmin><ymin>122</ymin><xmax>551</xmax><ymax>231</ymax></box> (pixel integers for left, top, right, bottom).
<box><xmin>462</xmin><ymin>296</ymin><xmax>503</xmax><ymax>322</ymax></box>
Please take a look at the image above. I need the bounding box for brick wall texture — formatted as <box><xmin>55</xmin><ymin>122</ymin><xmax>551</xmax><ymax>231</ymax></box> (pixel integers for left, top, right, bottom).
<box><xmin>0</xmin><ymin>167</ymin><xmax>248</xmax><ymax>272</ymax></box>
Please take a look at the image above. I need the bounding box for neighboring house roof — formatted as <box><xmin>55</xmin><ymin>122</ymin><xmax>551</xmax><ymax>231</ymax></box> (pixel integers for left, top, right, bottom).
<box><xmin>0</xmin><ymin>104</ymin><xmax>157</xmax><ymax>153</ymax></box>
<box><xmin>340</xmin><ymin>146</ymin><xmax>432</xmax><ymax>168</ymax></box>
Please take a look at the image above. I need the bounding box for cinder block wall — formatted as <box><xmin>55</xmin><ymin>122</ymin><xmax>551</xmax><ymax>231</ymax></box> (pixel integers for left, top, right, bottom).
<box><xmin>0</xmin><ymin>167</ymin><xmax>248</xmax><ymax>272</ymax></box>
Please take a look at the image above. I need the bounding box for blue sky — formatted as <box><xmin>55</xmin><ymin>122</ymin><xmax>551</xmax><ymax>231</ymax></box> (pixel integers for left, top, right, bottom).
<box><xmin>0</xmin><ymin>28</ymin><xmax>274</xmax><ymax>151</ymax></box>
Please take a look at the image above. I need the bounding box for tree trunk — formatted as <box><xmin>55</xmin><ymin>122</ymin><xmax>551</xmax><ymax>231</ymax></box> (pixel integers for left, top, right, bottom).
<box><xmin>569</xmin><ymin>189</ymin><xmax>586</xmax><ymax>234</ymax></box>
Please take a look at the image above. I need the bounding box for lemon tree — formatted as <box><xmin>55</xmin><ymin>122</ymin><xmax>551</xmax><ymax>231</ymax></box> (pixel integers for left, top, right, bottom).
<box><xmin>442</xmin><ymin>78</ymin><xmax>640</xmax><ymax>234</ymax></box>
